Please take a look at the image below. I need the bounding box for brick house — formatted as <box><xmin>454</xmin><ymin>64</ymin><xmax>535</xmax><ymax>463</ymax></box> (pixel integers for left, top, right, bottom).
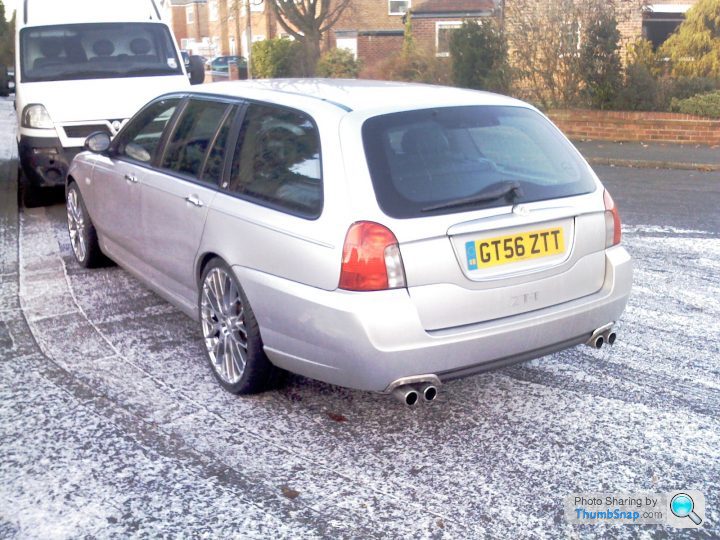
<box><xmin>161</xmin><ymin>0</ymin><xmax>212</xmax><ymax>55</ymax></box>
<box><xmin>330</xmin><ymin>0</ymin><xmax>497</xmax><ymax>73</ymax></box>
<box><xmin>206</xmin><ymin>0</ymin><xmax>286</xmax><ymax>58</ymax></box>
<box><xmin>501</xmin><ymin>0</ymin><xmax>699</xmax><ymax>53</ymax></box>
<box><xmin>160</xmin><ymin>0</ymin><xmax>285</xmax><ymax>58</ymax></box>
<box><xmin>162</xmin><ymin>0</ymin><xmax>699</xmax><ymax>72</ymax></box>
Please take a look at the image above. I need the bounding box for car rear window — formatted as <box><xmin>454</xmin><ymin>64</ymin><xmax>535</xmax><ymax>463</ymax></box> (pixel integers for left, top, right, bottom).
<box><xmin>362</xmin><ymin>106</ymin><xmax>596</xmax><ymax>219</ymax></box>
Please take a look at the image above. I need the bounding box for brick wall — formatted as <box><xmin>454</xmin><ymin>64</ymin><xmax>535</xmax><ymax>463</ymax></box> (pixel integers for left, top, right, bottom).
<box><xmin>410</xmin><ymin>19</ymin><xmax>437</xmax><ymax>53</ymax></box>
<box><xmin>335</xmin><ymin>1</ymin><xmax>406</xmax><ymax>33</ymax></box>
<box><xmin>548</xmin><ymin>109</ymin><xmax>720</xmax><ymax>145</ymax></box>
<box><xmin>172</xmin><ymin>6</ymin><xmax>189</xmax><ymax>43</ymax></box>
<box><xmin>357</xmin><ymin>34</ymin><xmax>405</xmax><ymax>73</ymax></box>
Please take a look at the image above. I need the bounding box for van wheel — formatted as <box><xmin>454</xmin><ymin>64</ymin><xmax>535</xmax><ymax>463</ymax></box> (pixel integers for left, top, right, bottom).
<box><xmin>199</xmin><ymin>259</ymin><xmax>283</xmax><ymax>394</ymax></box>
<box><xmin>66</xmin><ymin>182</ymin><xmax>103</xmax><ymax>268</ymax></box>
<box><xmin>20</xmin><ymin>171</ymin><xmax>46</xmax><ymax>208</ymax></box>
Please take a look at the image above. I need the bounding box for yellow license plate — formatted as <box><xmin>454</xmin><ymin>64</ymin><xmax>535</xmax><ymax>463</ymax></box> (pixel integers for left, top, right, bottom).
<box><xmin>465</xmin><ymin>227</ymin><xmax>565</xmax><ymax>270</ymax></box>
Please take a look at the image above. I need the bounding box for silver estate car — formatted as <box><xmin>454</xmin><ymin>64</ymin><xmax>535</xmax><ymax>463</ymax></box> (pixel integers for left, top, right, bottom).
<box><xmin>66</xmin><ymin>79</ymin><xmax>632</xmax><ymax>405</ymax></box>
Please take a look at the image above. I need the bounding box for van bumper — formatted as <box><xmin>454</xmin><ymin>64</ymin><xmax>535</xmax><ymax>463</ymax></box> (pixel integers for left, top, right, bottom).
<box><xmin>19</xmin><ymin>135</ymin><xmax>81</xmax><ymax>188</ymax></box>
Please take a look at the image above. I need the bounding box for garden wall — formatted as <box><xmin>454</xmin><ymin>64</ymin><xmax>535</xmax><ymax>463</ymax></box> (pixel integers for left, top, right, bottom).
<box><xmin>548</xmin><ymin>109</ymin><xmax>720</xmax><ymax>145</ymax></box>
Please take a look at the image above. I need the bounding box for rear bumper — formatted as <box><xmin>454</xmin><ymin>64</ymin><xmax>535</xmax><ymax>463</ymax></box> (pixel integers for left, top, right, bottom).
<box><xmin>19</xmin><ymin>135</ymin><xmax>81</xmax><ymax>188</ymax></box>
<box><xmin>235</xmin><ymin>245</ymin><xmax>632</xmax><ymax>392</ymax></box>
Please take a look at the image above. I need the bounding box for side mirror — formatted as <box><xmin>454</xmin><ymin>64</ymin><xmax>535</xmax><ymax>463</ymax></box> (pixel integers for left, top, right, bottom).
<box><xmin>188</xmin><ymin>56</ymin><xmax>205</xmax><ymax>85</ymax></box>
<box><xmin>84</xmin><ymin>131</ymin><xmax>111</xmax><ymax>153</ymax></box>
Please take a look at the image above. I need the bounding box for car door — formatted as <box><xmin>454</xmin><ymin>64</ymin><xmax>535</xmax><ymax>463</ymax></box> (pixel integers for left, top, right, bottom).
<box><xmin>91</xmin><ymin>96</ymin><xmax>182</xmax><ymax>263</ymax></box>
<box><xmin>139</xmin><ymin>97</ymin><xmax>238</xmax><ymax>308</ymax></box>
<box><xmin>204</xmin><ymin>102</ymin><xmax>327</xmax><ymax>286</ymax></box>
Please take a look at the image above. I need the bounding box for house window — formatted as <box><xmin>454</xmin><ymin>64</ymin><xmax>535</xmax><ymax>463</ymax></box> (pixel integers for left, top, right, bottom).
<box><xmin>186</xmin><ymin>6</ymin><xmax>195</xmax><ymax>24</ymax></box>
<box><xmin>436</xmin><ymin>21</ymin><xmax>462</xmax><ymax>57</ymax></box>
<box><xmin>209</xmin><ymin>0</ymin><xmax>218</xmax><ymax>22</ymax></box>
<box><xmin>643</xmin><ymin>4</ymin><xmax>690</xmax><ymax>49</ymax></box>
<box><xmin>389</xmin><ymin>0</ymin><xmax>410</xmax><ymax>15</ymax></box>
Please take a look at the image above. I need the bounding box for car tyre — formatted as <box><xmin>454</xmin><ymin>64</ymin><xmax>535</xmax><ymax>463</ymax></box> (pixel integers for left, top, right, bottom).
<box><xmin>66</xmin><ymin>182</ymin><xmax>104</xmax><ymax>268</ymax></box>
<box><xmin>199</xmin><ymin>259</ymin><xmax>283</xmax><ymax>394</ymax></box>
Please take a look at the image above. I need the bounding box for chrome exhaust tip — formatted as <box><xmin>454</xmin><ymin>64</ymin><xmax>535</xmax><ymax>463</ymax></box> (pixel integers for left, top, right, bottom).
<box><xmin>586</xmin><ymin>333</ymin><xmax>604</xmax><ymax>349</ymax></box>
<box><xmin>393</xmin><ymin>386</ymin><xmax>419</xmax><ymax>406</ymax></box>
<box><xmin>420</xmin><ymin>384</ymin><xmax>438</xmax><ymax>402</ymax></box>
<box><xmin>587</xmin><ymin>324</ymin><xmax>615</xmax><ymax>349</ymax></box>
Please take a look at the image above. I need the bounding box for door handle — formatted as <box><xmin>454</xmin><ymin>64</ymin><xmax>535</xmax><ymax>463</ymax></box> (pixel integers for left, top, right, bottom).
<box><xmin>185</xmin><ymin>195</ymin><xmax>204</xmax><ymax>208</ymax></box>
<box><xmin>124</xmin><ymin>173</ymin><xmax>138</xmax><ymax>184</ymax></box>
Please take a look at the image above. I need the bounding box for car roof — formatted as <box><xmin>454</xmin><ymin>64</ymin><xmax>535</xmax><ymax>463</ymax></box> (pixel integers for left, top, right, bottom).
<box><xmin>192</xmin><ymin>78</ymin><xmax>529</xmax><ymax>115</ymax></box>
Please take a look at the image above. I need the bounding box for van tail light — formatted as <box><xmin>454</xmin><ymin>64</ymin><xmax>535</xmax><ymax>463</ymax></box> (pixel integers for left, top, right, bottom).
<box><xmin>604</xmin><ymin>189</ymin><xmax>622</xmax><ymax>247</ymax></box>
<box><xmin>339</xmin><ymin>221</ymin><xmax>406</xmax><ymax>291</ymax></box>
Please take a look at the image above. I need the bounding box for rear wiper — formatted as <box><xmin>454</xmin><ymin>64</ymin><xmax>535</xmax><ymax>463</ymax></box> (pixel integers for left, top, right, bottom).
<box><xmin>421</xmin><ymin>181</ymin><xmax>524</xmax><ymax>213</ymax></box>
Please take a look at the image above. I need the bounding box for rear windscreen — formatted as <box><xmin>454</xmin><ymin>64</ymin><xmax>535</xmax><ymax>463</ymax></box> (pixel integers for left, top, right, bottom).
<box><xmin>362</xmin><ymin>106</ymin><xmax>597</xmax><ymax>219</ymax></box>
<box><xmin>20</xmin><ymin>23</ymin><xmax>183</xmax><ymax>83</ymax></box>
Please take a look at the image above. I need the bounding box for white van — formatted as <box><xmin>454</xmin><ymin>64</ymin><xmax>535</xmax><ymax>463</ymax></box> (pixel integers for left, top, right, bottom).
<box><xmin>15</xmin><ymin>0</ymin><xmax>203</xmax><ymax>205</ymax></box>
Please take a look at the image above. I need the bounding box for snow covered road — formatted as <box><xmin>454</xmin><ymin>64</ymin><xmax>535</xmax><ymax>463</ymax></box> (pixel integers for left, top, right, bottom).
<box><xmin>1</xmin><ymin>96</ymin><xmax>719</xmax><ymax>537</ymax></box>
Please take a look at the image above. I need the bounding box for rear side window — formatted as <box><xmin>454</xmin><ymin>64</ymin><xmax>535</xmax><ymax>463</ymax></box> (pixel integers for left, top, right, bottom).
<box><xmin>117</xmin><ymin>97</ymin><xmax>180</xmax><ymax>163</ymax></box>
<box><xmin>227</xmin><ymin>104</ymin><xmax>322</xmax><ymax>219</ymax></box>
<box><xmin>161</xmin><ymin>99</ymin><xmax>231</xmax><ymax>180</ymax></box>
<box><xmin>362</xmin><ymin>106</ymin><xmax>596</xmax><ymax>218</ymax></box>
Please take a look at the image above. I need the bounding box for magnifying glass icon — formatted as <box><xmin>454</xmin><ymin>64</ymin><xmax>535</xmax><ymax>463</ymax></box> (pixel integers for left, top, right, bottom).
<box><xmin>670</xmin><ymin>493</ymin><xmax>702</xmax><ymax>525</ymax></box>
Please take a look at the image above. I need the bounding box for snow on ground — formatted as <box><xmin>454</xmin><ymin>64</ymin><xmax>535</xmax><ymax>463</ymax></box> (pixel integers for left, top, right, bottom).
<box><xmin>0</xmin><ymin>95</ymin><xmax>717</xmax><ymax>538</ymax></box>
<box><xmin>0</xmin><ymin>203</ymin><xmax>717</xmax><ymax>539</ymax></box>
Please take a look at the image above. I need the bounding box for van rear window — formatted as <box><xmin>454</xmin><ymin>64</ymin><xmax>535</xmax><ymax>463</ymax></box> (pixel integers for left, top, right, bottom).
<box><xmin>20</xmin><ymin>23</ymin><xmax>183</xmax><ymax>83</ymax></box>
<box><xmin>362</xmin><ymin>106</ymin><xmax>596</xmax><ymax>219</ymax></box>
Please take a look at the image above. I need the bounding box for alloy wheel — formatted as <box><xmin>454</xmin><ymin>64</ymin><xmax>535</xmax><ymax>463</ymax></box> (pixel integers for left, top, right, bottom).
<box><xmin>66</xmin><ymin>188</ymin><xmax>87</xmax><ymax>262</ymax></box>
<box><xmin>200</xmin><ymin>267</ymin><xmax>248</xmax><ymax>384</ymax></box>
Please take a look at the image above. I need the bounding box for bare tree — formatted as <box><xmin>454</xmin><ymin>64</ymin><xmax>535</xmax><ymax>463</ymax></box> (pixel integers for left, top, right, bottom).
<box><xmin>506</xmin><ymin>0</ymin><xmax>584</xmax><ymax>107</ymax></box>
<box><xmin>268</xmin><ymin>0</ymin><xmax>352</xmax><ymax>75</ymax></box>
<box><xmin>505</xmin><ymin>0</ymin><xmax>650</xmax><ymax>108</ymax></box>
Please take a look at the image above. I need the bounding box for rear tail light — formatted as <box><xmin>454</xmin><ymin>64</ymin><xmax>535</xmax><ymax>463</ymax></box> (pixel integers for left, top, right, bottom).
<box><xmin>339</xmin><ymin>221</ymin><xmax>406</xmax><ymax>291</ymax></box>
<box><xmin>604</xmin><ymin>189</ymin><xmax>622</xmax><ymax>247</ymax></box>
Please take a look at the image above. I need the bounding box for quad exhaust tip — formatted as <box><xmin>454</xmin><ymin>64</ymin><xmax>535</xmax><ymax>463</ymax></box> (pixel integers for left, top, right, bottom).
<box><xmin>586</xmin><ymin>325</ymin><xmax>618</xmax><ymax>349</ymax></box>
<box><xmin>392</xmin><ymin>383</ymin><xmax>439</xmax><ymax>405</ymax></box>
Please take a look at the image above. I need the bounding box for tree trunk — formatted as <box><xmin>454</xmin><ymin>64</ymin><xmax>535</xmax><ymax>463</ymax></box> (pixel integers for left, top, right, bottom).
<box><xmin>302</xmin><ymin>31</ymin><xmax>322</xmax><ymax>76</ymax></box>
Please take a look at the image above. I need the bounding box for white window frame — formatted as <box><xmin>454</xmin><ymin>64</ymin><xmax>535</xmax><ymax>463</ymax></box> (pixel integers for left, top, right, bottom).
<box><xmin>186</xmin><ymin>6</ymin><xmax>195</xmax><ymax>24</ymax></box>
<box><xmin>389</xmin><ymin>0</ymin><xmax>410</xmax><ymax>16</ymax></box>
<box><xmin>209</xmin><ymin>0</ymin><xmax>219</xmax><ymax>22</ymax></box>
<box><xmin>435</xmin><ymin>21</ymin><xmax>463</xmax><ymax>57</ymax></box>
